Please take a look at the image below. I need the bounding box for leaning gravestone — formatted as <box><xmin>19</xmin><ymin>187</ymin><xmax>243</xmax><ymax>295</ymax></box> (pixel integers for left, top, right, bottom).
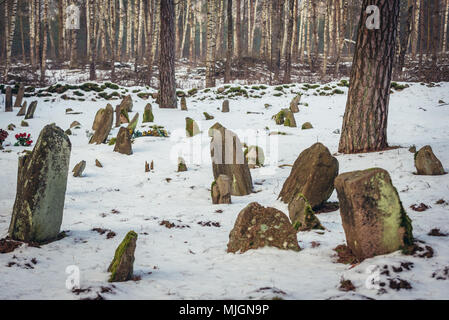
<box><xmin>114</xmin><ymin>105</ymin><xmax>121</xmax><ymax>127</ymax></box>
<box><xmin>210</xmin><ymin>122</ymin><xmax>253</xmax><ymax>196</ymax></box>
<box><xmin>279</xmin><ymin>143</ymin><xmax>338</xmax><ymax>209</ymax></box>
<box><xmin>288</xmin><ymin>194</ymin><xmax>324</xmax><ymax>232</ymax></box>
<box><xmin>114</xmin><ymin>127</ymin><xmax>133</xmax><ymax>155</ymax></box>
<box><xmin>25</xmin><ymin>101</ymin><xmax>38</xmax><ymax>119</ymax></box>
<box><xmin>89</xmin><ymin>104</ymin><xmax>114</xmax><ymax>144</ymax></box>
<box><xmin>8</xmin><ymin>124</ymin><xmax>71</xmax><ymax>243</ymax></box>
<box><xmin>14</xmin><ymin>84</ymin><xmax>25</xmax><ymax>108</ymax></box>
<box><xmin>211</xmin><ymin>174</ymin><xmax>232</xmax><ymax>204</ymax></box>
<box><xmin>108</xmin><ymin>231</ymin><xmax>138</xmax><ymax>282</ymax></box>
<box><xmin>5</xmin><ymin>87</ymin><xmax>13</xmax><ymax>112</ymax></box>
<box><xmin>290</xmin><ymin>94</ymin><xmax>301</xmax><ymax>113</ymax></box>
<box><xmin>334</xmin><ymin>168</ymin><xmax>414</xmax><ymax>260</ymax></box>
<box><xmin>186</xmin><ymin>117</ymin><xmax>200</xmax><ymax>137</ymax></box>
<box><xmin>17</xmin><ymin>102</ymin><xmax>27</xmax><ymax>116</ymax></box>
<box><xmin>414</xmin><ymin>145</ymin><xmax>445</xmax><ymax>175</ymax></box>
<box><xmin>142</xmin><ymin>104</ymin><xmax>154</xmax><ymax>123</ymax></box>
<box><xmin>227</xmin><ymin>202</ymin><xmax>300</xmax><ymax>253</ymax></box>
<box><xmin>180</xmin><ymin>97</ymin><xmax>188</xmax><ymax>111</ymax></box>
<box><xmin>177</xmin><ymin>157</ymin><xmax>188</xmax><ymax>172</ymax></box>
<box><xmin>222</xmin><ymin>100</ymin><xmax>230</xmax><ymax>113</ymax></box>
<box><xmin>119</xmin><ymin>95</ymin><xmax>133</xmax><ymax>112</ymax></box>
<box><xmin>72</xmin><ymin>160</ymin><xmax>86</xmax><ymax>177</ymax></box>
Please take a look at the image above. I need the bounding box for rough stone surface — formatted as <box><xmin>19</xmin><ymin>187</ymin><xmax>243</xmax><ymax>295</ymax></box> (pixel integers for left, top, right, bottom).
<box><xmin>177</xmin><ymin>157</ymin><xmax>187</xmax><ymax>172</ymax></box>
<box><xmin>222</xmin><ymin>100</ymin><xmax>230</xmax><ymax>113</ymax></box>
<box><xmin>127</xmin><ymin>112</ymin><xmax>139</xmax><ymax>133</ymax></box>
<box><xmin>72</xmin><ymin>160</ymin><xmax>86</xmax><ymax>177</ymax></box>
<box><xmin>5</xmin><ymin>87</ymin><xmax>13</xmax><ymax>112</ymax></box>
<box><xmin>227</xmin><ymin>202</ymin><xmax>300</xmax><ymax>253</ymax></box>
<box><xmin>95</xmin><ymin>159</ymin><xmax>103</xmax><ymax>168</ymax></box>
<box><xmin>288</xmin><ymin>194</ymin><xmax>324</xmax><ymax>232</ymax></box>
<box><xmin>210</xmin><ymin>123</ymin><xmax>253</xmax><ymax>196</ymax></box>
<box><xmin>70</xmin><ymin>121</ymin><xmax>81</xmax><ymax>129</ymax></box>
<box><xmin>17</xmin><ymin>101</ymin><xmax>27</xmax><ymax>116</ymax></box>
<box><xmin>114</xmin><ymin>127</ymin><xmax>133</xmax><ymax>155</ymax></box>
<box><xmin>142</xmin><ymin>104</ymin><xmax>154</xmax><ymax>122</ymax></box>
<box><xmin>211</xmin><ymin>175</ymin><xmax>232</xmax><ymax>204</ymax></box>
<box><xmin>290</xmin><ymin>95</ymin><xmax>301</xmax><ymax>113</ymax></box>
<box><xmin>25</xmin><ymin>101</ymin><xmax>38</xmax><ymax>119</ymax></box>
<box><xmin>273</xmin><ymin>109</ymin><xmax>296</xmax><ymax>127</ymax></box>
<box><xmin>119</xmin><ymin>95</ymin><xmax>133</xmax><ymax>112</ymax></box>
<box><xmin>186</xmin><ymin>117</ymin><xmax>200</xmax><ymax>137</ymax></box>
<box><xmin>245</xmin><ymin>145</ymin><xmax>265</xmax><ymax>169</ymax></box>
<box><xmin>114</xmin><ymin>105</ymin><xmax>121</xmax><ymax>127</ymax></box>
<box><xmin>279</xmin><ymin>143</ymin><xmax>339</xmax><ymax>208</ymax></box>
<box><xmin>302</xmin><ymin>122</ymin><xmax>313</xmax><ymax>130</ymax></box>
<box><xmin>14</xmin><ymin>84</ymin><xmax>25</xmax><ymax>108</ymax></box>
<box><xmin>334</xmin><ymin>168</ymin><xmax>414</xmax><ymax>260</ymax></box>
<box><xmin>204</xmin><ymin>112</ymin><xmax>214</xmax><ymax>120</ymax></box>
<box><xmin>108</xmin><ymin>231</ymin><xmax>137</xmax><ymax>282</ymax></box>
<box><xmin>89</xmin><ymin>104</ymin><xmax>114</xmax><ymax>144</ymax></box>
<box><xmin>180</xmin><ymin>97</ymin><xmax>188</xmax><ymax>111</ymax></box>
<box><xmin>8</xmin><ymin>124</ymin><xmax>71</xmax><ymax>243</ymax></box>
<box><xmin>414</xmin><ymin>145</ymin><xmax>445</xmax><ymax>175</ymax></box>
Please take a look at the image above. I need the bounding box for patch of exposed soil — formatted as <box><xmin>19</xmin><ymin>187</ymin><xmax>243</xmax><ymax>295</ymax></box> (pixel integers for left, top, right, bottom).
<box><xmin>333</xmin><ymin>244</ymin><xmax>360</xmax><ymax>265</ymax></box>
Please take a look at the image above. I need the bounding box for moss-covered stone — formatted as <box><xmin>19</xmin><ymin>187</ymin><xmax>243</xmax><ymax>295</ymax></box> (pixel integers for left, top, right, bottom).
<box><xmin>142</xmin><ymin>104</ymin><xmax>154</xmax><ymax>123</ymax></box>
<box><xmin>185</xmin><ymin>117</ymin><xmax>200</xmax><ymax>137</ymax></box>
<box><xmin>301</xmin><ymin>122</ymin><xmax>313</xmax><ymax>130</ymax></box>
<box><xmin>289</xmin><ymin>194</ymin><xmax>324</xmax><ymax>232</ymax></box>
<box><xmin>108</xmin><ymin>231</ymin><xmax>137</xmax><ymax>282</ymax></box>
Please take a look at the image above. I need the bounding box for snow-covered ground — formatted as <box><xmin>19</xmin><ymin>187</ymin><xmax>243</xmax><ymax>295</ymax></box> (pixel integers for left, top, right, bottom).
<box><xmin>1</xmin><ymin>81</ymin><xmax>449</xmax><ymax>300</ymax></box>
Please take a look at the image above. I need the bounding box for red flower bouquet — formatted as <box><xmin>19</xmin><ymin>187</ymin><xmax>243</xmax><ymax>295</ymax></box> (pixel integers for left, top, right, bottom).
<box><xmin>14</xmin><ymin>133</ymin><xmax>33</xmax><ymax>147</ymax></box>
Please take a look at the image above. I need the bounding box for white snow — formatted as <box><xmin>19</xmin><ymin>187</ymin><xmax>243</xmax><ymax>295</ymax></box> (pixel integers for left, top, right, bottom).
<box><xmin>1</xmin><ymin>81</ymin><xmax>449</xmax><ymax>300</ymax></box>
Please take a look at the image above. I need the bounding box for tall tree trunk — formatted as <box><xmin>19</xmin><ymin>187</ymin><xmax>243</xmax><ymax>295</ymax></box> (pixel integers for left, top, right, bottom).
<box><xmin>159</xmin><ymin>0</ymin><xmax>177</xmax><ymax>108</ymax></box>
<box><xmin>40</xmin><ymin>0</ymin><xmax>49</xmax><ymax>84</ymax></box>
<box><xmin>322</xmin><ymin>0</ymin><xmax>330</xmax><ymax>78</ymax></box>
<box><xmin>271</xmin><ymin>0</ymin><xmax>283</xmax><ymax>83</ymax></box>
<box><xmin>339</xmin><ymin>0</ymin><xmax>400</xmax><ymax>154</ymax></box>
<box><xmin>443</xmin><ymin>0</ymin><xmax>449</xmax><ymax>52</ymax></box>
<box><xmin>89</xmin><ymin>0</ymin><xmax>97</xmax><ymax>80</ymax></box>
<box><xmin>181</xmin><ymin>0</ymin><xmax>191</xmax><ymax>58</ymax></box>
<box><xmin>126</xmin><ymin>0</ymin><xmax>133</xmax><ymax>60</ymax></box>
<box><xmin>4</xmin><ymin>0</ymin><xmax>18</xmax><ymax>80</ymax></box>
<box><xmin>225</xmin><ymin>0</ymin><xmax>233</xmax><ymax>83</ymax></box>
<box><xmin>29</xmin><ymin>0</ymin><xmax>36</xmax><ymax>69</ymax></box>
<box><xmin>283</xmin><ymin>0</ymin><xmax>294</xmax><ymax>84</ymax></box>
<box><xmin>235</xmin><ymin>0</ymin><xmax>241</xmax><ymax>60</ymax></box>
<box><xmin>205</xmin><ymin>0</ymin><xmax>217</xmax><ymax>87</ymax></box>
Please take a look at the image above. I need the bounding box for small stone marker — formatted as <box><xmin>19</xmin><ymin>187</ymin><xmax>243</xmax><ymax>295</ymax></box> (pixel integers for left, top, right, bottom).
<box><xmin>290</xmin><ymin>95</ymin><xmax>301</xmax><ymax>113</ymax></box>
<box><xmin>5</xmin><ymin>87</ymin><xmax>13</xmax><ymax>112</ymax></box>
<box><xmin>142</xmin><ymin>103</ymin><xmax>154</xmax><ymax>122</ymax></box>
<box><xmin>89</xmin><ymin>104</ymin><xmax>114</xmax><ymax>144</ymax></box>
<box><xmin>72</xmin><ymin>160</ymin><xmax>86</xmax><ymax>177</ymax></box>
<box><xmin>113</xmin><ymin>127</ymin><xmax>133</xmax><ymax>155</ymax></box>
<box><xmin>14</xmin><ymin>84</ymin><xmax>25</xmax><ymax>108</ymax></box>
<box><xmin>180</xmin><ymin>97</ymin><xmax>188</xmax><ymax>111</ymax></box>
<box><xmin>119</xmin><ymin>95</ymin><xmax>133</xmax><ymax>112</ymax></box>
<box><xmin>211</xmin><ymin>175</ymin><xmax>232</xmax><ymax>204</ymax></box>
<box><xmin>222</xmin><ymin>100</ymin><xmax>230</xmax><ymax>113</ymax></box>
<box><xmin>177</xmin><ymin>157</ymin><xmax>187</xmax><ymax>172</ymax></box>
<box><xmin>95</xmin><ymin>159</ymin><xmax>103</xmax><ymax>168</ymax></box>
<box><xmin>108</xmin><ymin>231</ymin><xmax>138</xmax><ymax>282</ymax></box>
<box><xmin>17</xmin><ymin>102</ymin><xmax>27</xmax><ymax>116</ymax></box>
<box><xmin>414</xmin><ymin>145</ymin><xmax>445</xmax><ymax>175</ymax></box>
<box><xmin>288</xmin><ymin>194</ymin><xmax>324</xmax><ymax>232</ymax></box>
<box><xmin>25</xmin><ymin>101</ymin><xmax>38</xmax><ymax>119</ymax></box>
<box><xmin>186</xmin><ymin>117</ymin><xmax>200</xmax><ymax>137</ymax></box>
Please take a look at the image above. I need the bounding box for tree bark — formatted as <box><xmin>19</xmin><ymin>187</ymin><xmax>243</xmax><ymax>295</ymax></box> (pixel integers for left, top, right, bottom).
<box><xmin>205</xmin><ymin>0</ymin><xmax>217</xmax><ymax>87</ymax></box>
<box><xmin>339</xmin><ymin>0</ymin><xmax>400</xmax><ymax>154</ymax></box>
<box><xmin>159</xmin><ymin>0</ymin><xmax>177</xmax><ymax>108</ymax></box>
<box><xmin>225</xmin><ymin>0</ymin><xmax>233</xmax><ymax>83</ymax></box>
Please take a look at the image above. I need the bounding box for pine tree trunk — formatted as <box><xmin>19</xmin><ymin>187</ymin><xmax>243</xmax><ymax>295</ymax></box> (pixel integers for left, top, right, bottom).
<box><xmin>89</xmin><ymin>0</ymin><xmax>97</xmax><ymax>80</ymax></box>
<box><xmin>159</xmin><ymin>0</ymin><xmax>177</xmax><ymax>108</ymax></box>
<box><xmin>271</xmin><ymin>0</ymin><xmax>283</xmax><ymax>83</ymax></box>
<box><xmin>322</xmin><ymin>0</ymin><xmax>330</xmax><ymax>78</ymax></box>
<box><xmin>283</xmin><ymin>0</ymin><xmax>294</xmax><ymax>84</ymax></box>
<box><xmin>181</xmin><ymin>0</ymin><xmax>191</xmax><ymax>58</ymax></box>
<box><xmin>225</xmin><ymin>0</ymin><xmax>233</xmax><ymax>83</ymax></box>
<box><xmin>205</xmin><ymin>0</ymin><xmax>217</xmax><ymax>87</ymax></box>
<box><xmin>411</xmin><ymin>0</ymin><xmax>420</xmax><ymax>58</ymax></box>
<box><xmin>443</xmin><ymin>0</ymin><xmax>449</xmax><ymax>52</ymax></box>
<box><xmin>339</xmin><ymin>0</ymin><xmax>400</xmax><ymax>154</ymax></box>
<box><xmin>40</xmin><ymin>0</ymin><xmax>48</xmax><ymax>84</ymax></box>
<box><xmin>29</xmin><ymin>0</ymin><xmax>36</xmax><ymax>69</ymax></box>
<box><xmin>235</xmin><ymin>0</ymin><xmax>241</xmax><ymax>60</ymax></box>
<box><xmin>4</xmin><ymin>0</ymin><xmax>18</xmax><ymax>80</ymax></box>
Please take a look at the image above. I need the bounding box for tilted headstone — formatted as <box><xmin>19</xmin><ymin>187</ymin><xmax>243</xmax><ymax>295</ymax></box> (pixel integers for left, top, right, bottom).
<box><xmin>25</xmin><ymin>101</ymin><xmax>38</xmax><ymax>119</ymax></box>
<box><xmin>211</xmin><ymin>174</ymin><xmax>232</xmax><ymax>204</ymax></box>
<box><xmin>17</xmin><ymin>101</ymin><xmax>27</xmax><ymax>116</ymax></box>
<box><xmin>14</xmin><ymin>84</ymin><xmax>25</xmax><ymax>108</ymax></box>
<box><xmin>113</xmin><ymin>127</ymin><xmax>133</xmax><ymax>155</ymax></box>
<box><xmin>5</xmin><ymin>87</ymin><xmax>13</xmax><ymax>112</ymax></box>
<box><xmin>8</xmin><ymin>124</ymin><xmax>71</xmax><ymax>243</ymax></box>
<box><xmin>108</xmin><ymin>231</ymin><xmax>137</xmax><ymax>282</ymax></box>
<box><xmin>89</xmin><ymin>104</ymin><xmax>114</xmax><ymax>144</ymax></box>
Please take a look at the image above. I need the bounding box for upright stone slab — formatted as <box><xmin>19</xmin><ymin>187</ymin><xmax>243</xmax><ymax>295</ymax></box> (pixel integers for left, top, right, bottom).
<box><xmin>288</xmin><ymin>194</ymin><xmax>324</xmax><ymax>232</ymax></box>
<box><xmin>210</xmin><ymin>123</ymin><xmax>253</xmax><ymax>196</ymax></box>
<box><xmin>279</xmin><ymin>143</ymin><xmax>338</xmax><ymax>209</ymax></box>
<box><xmin>114</xmin><ymin>105</ymin><xmax>121</xmax><ymax>127</ymax></box>
<box><xmin>414</xmin><ymin>145</ymin><xmax>445</xmax><ymax>175</ymax></box>
<box><xmin>211</xmin><ymin>174</ymin><xmax>232</xmax><ymax>204</ymax></box>
<box><xmin>5</xmin><ymin>87</ymin><xmax>13</xmax><ymax>112</ymax></box>
<box><xmin>108</xmin><ymin>231</ymin><xmax>137</xmax><ymax>282</ymax></box>
<box><xmin>290</xmin><ymin>95</ymin><xmax>301</xmax><ymax>113</ymax></box>
<box><xmin>25</xmin><ymin>101</ymin><xmax>38</xmax><ymax>119</ymax></box>
<box><xmin>72</xmin><ymin>160</ymin><xmax>86</xmax><ymax>177</ymax></box>
<box><xmin>227</xmin><ymin>202</ymin><xmax>300</xmax><ymax>253</ymax></box>
<box><xmin>186</xmin><ymin>117</ymin><xmax>200</xmax><ymax>137</ymax></box>
<box><xmin>14</xmin><ymin>84</ymin><xmax>25</xmax><ymax>108</ymax></box>
<box><xmin>127</xmin><ymin>112</ymin><xmax>139</xmax><ymax>133</ymax></box>
<box><xmin>142</xmin><ymin>103</ymin><xmax>154</xmax><ymax>123</ymax></box>
<box><xmin>177</xmin><ymin>157</ymin><xmax>187</xmax><ymax>172</ymax></box>
<box><xmin>114</xmin><ymin>127</ymin><xmax>133</xmax><ymax>155</ymax></box>
<box><xmin>180</xmin><ymin>97</ymin><xmax>188</xmax><ymax>111</ymax></box>
<box><xmin>222</xmin><ymin>100</ymin><xmax>230</xmax><ymax>113</ymax></box>
<box><xmin>17</xmin><ymin>102</ymin><xmax>27</xmax><ymax>116</ymax></box>
<box><xmin>334</xmin><ymin>168</ymin><xmax>413</xmax><ymax>260</ymax></box>
<box><xmin>8</xmin><ymin>124</ymin><xmax>71</xmax><ymax>243</ymax></box>
<box><xmin>89</xmin><ymin>104</ymin><xmax>114</xmax><ymax>144</ymax></box>
<box><xmin>119</xmin><ymin>95</ymin><xmax>133</xmax><ymax>112</ymax></box>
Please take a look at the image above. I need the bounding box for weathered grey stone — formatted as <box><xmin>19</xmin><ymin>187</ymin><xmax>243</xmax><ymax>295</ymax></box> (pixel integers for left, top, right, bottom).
<box><xmin>114</xmin><ymin>105</ymin><xmax>121</xmax><ymax>127</ymax></box>
<box><xmin>108</xmin><ymin>231</ymin><xmax>137</xmax><ymax>282</ymax></box>
<box><xmin>245</xmin><ymin>145</ymin><xmax>265</xmax><ymax>169</ymax></box>
<box><xmin>273</xmin><ymin>109</ymin><xmax>296</xmax><ymax>127</ymax></box>
<box><xmin>414</xmin><ymin>145</ymin><xmax>445</xmax><ymax>175</ymax></box>
<box><xmin>279</xmin><ymin>143</ymin><xmax>339</xmax><ymax>209</ymax></box>
<box><xmin>211</xmin><ymin>175</ymin><xmax>232</xmax><ymax>204</ymax></box>
<box><xmin>113</xmin><ymin>127</ymin><xmax>133</xmax><ymax>155</ymax></box>
<box><xmin>119</xmin><ymin>95</ymin><xmax>133</xmax><ymax>112</ymax></box>
<box><xmin>14</xmin><ymin>84</ymin><xmax>25</xmax><ymax>108</ymax></box>
<box><xmin>177</xmin><ymin>157</ymin><xmax>187</xmax><ymax>172</ymax></box>
<box><xmin>227</xmin><ymin>202</ymin><xmax>300</xmax><ymax>253</ymax></box>
<box><xmin>5</xmin><ymin>87</ymin><xmax>13</xmax><ymax>112</ymax></box>
<box><xmin>8</xmin><ymin>124</ymin><xmax>71</xmax><ymax>243</ymax></box>
<box><xmin>25</xmin><ymin>101</ymin><xmax>38</xmax><ymax>119</ymax></box>
<box><xmin>72</xmin><ymin>160</ymin><xmax>86</xmax><ymax>177</ymax></box>
<box><xmin>288</xmin><ymin>194</ymin><xmax>324</xmax><ymax>232</ymax></box>
<box><xmin>127</xmin><ymin>112</ymin><xmax>139</xmax><ymax>133</ymax></box>
<box><xmin>334</xmin><ymin>168</ymin><xmax>414</xmax><ymax>260</ymax></box>
<box><xmin>95</xmin><ymin>159</ymin><xmax>103</xmax><ymax>168</ymax></box>
<box><xmin>302</xmin><ymin>122</ymin><xmax>313</xmax><ymax>130</ymax></box>
<box><xmin>17</xmin><ymin>101</ymin><xmax>27</xmax><ymax>116</ymax></box>
<box><xmin>180</xmin><ymin>97</ymin><xmax>188</xmax><ymax>111</ymax></box>
<box><xmin>210</xmin><ymin>123</ymin><xmax>253</xmax><ymax>196</ymax></box>
<box><xmin>89</xmin><ymin>104</ymin><xmax>114</xmax><ymax>144</ymax></box>
<box><xmin>142</xmin><ymin>104</ymin><xmax>154</xmax><ymax>122</ymax></box>
<box><xmin>186</xmin><ymin>117</ymin><xmax>200</xmax><ymax>137</ymax></box>
<box><xmin>222</xmin><ymin>100</ymin><xmax>230</xmax><ymax>113</ymax></box>
<box><xmin>204</xmin><ymin>112</ymin><xmax>214</xmax><ymax>120</ymax></box>
<box><xmin>70</xmin><ymin>121</ymin><xmax>81</xmax><ymax>129</ymax></box>
<box><xmin>290</xmin><ymin>94</ymin><xmax>301</xmax><ymax>113</ymax></box>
